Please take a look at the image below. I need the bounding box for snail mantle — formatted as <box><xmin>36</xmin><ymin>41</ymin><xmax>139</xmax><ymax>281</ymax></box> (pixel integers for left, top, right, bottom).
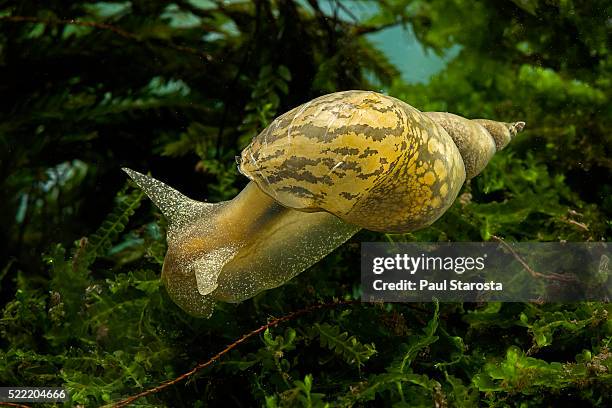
<box><xmin>124</xmin><ymin>90</ymin><xmax>525</xmax><ymax>317</ymax></box>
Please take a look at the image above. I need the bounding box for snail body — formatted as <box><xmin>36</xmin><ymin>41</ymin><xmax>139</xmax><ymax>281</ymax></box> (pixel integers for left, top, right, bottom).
<box><xmin>125</xmin><ymin>90</ymin><xmax>524</xmax><ymax>317</ymax></box>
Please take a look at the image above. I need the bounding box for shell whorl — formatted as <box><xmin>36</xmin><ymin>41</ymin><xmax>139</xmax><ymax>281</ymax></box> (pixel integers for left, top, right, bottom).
<box><xmin>422</xmin><ymin>112</ymin><xmax>496</xmax><ymax>179</ymax></box>
<box><xmin>239</xmin><ymin>90</ymin><xmax>466</xmax><ymax>233</ymax></box>
<box><xmin>473</xmin><ymin>119</ymin><xmax>525</xmax><ymax>151</ymax></box>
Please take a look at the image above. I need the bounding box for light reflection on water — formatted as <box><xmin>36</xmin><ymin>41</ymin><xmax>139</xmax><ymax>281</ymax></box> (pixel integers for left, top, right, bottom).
<box><xmin>315</xmin><ymin>0</ymin><xmax>461</xmax><ymax>84</ymax></box>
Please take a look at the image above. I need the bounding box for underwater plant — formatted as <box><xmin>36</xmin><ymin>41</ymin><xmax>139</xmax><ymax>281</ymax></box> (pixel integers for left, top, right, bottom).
<box><xmin>125</xmin><ymin>90</ymin><xmax>524</xmax><ymax>317</ymax></box>
<box><xmin>1</xmin><ymin>0</ymin><xmax>609</xmax><ymax>406</ymax></box>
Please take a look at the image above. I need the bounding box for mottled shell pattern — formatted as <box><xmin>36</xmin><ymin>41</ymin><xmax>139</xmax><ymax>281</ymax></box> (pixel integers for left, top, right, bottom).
<box><xmin>238</xmin><ymin>90</ymin><xmax>466</xmax><ymax>233</ymax></box>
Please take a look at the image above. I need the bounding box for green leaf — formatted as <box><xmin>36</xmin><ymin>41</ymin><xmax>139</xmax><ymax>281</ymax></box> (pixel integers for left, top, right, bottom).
<box><xmin>310</xmin><ymin>323</ymin><xmax>377</xmax><ymax>371</ymax></box>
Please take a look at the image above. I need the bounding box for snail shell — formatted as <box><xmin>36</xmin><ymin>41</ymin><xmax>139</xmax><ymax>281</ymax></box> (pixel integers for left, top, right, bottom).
<box><xmin>239</xmin><ymin>91</ymin><xmax>466</xmax><ymax>233</ymax></box>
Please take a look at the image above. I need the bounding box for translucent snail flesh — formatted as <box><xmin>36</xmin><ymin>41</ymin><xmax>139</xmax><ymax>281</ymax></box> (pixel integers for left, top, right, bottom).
<box><xmin>124</xmin><ymin>90</ymin><xmax>525</xmax><ymax>317</ymax></box>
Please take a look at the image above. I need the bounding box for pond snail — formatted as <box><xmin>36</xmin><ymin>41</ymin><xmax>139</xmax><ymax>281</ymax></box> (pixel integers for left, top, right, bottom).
<box><xmin>124</xmin><ymin>90</ymin><xmax>525</xmax><ymax>317</ymax></box>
